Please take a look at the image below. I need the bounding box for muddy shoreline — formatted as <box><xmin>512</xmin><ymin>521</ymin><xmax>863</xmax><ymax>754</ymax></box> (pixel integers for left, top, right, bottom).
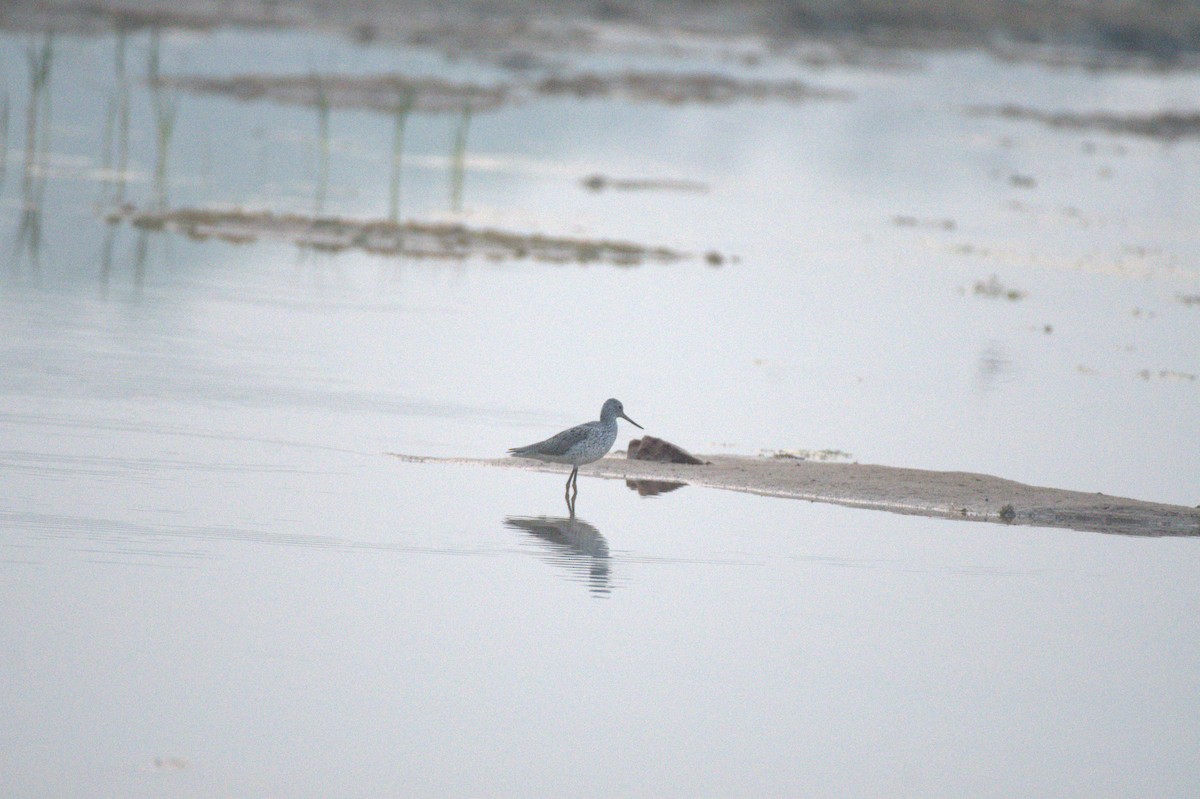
<box><xmin>392</xmin><ymin>453</ymin><xmax>1200</xmax><ymax>538</ymax></box>
<box><xmin>109</xmin><ymin>206</ymin><xmax>702</xmax><ymax>266</ymax></box>
<box><xmin>6</xmin><ymin>0</ymin><xmax>1200</xmax><ymax>70</ymax></box>
<box><xmin>972</xmin><ymin>105</ymin><xmax>1200</xmax><ymax>141</ymax></box>
<box><xmin>161</xmin><ymin>71</ymin><xmax>850</xmax><ymax>114</ymax></box>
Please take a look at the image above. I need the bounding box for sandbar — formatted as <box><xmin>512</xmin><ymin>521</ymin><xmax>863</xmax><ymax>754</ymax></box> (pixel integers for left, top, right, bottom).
<box><xmin>391</xmin><ymin>452</ymin><xmax>1200</xmax><ymax>538</ymax></box>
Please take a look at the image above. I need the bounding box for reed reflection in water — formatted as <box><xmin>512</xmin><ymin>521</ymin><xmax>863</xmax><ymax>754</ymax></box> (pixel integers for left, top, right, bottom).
<box><xmin>505</xmin><ymin>515</ymin><xmax>611</xmax><ymax>596</ymax></box>
<box><xmin>12</xmin><ymin>35</ymin><xmax>53</xmax><ymax>276</ymax></box>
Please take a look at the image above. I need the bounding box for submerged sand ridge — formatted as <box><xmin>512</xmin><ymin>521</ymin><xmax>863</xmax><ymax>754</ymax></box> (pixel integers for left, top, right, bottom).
<box><xmin>392</xmin><ymin>453</ymin><xmax>1200</xmax><ymax>538</ymax></box>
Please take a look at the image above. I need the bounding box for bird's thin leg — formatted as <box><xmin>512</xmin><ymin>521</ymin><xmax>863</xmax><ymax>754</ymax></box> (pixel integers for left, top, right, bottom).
<box><xmin>564</xmin><ymin>467</ymin><xmax>576</xmax><ymax>500</ymax></box>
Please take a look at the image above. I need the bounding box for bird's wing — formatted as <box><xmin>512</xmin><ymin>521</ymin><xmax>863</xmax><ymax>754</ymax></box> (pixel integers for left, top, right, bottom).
<box><xmin>508</xmin><ymin>422</ymin><xmax>592</xmax><ymax>457</ymax></box>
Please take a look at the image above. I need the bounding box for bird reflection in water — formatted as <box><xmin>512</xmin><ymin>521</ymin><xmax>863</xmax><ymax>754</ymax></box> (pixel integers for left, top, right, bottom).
<box><xmin>504</xmin><ymin>515</ymin><xmax>611</xmax><ymax>596</ymax></box>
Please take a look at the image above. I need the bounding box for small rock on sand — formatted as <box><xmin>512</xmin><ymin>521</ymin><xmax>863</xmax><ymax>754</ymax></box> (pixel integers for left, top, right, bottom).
<box><xmin>627</xmin><ymin>436</ymin><xmax>707</xmax><ymax>465</ymax></box>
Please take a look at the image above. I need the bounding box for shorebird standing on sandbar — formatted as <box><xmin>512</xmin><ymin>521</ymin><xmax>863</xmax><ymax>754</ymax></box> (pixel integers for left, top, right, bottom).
<box><xmin>508</xmin><ymin>398</ymin><xmax>643</xmax><ymax>507</ymax></box>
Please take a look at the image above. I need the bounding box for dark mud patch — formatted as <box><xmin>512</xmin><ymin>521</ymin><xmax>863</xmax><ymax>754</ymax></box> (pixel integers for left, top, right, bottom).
<box><xmin>161</xmin><ymin>74</ymin><xmax>509</xmax><ymax>114</ymax></box>
<box><xmin>973</xmin><ymin>105</ymin><xmax>1200</xmax><ymax>141</ymax></box>
<box><xmin>892</xmin><ymin>214</ymin><xmax>956</xmax><ymax>231</ymax></box>
<box><xmin>1136</xmin><ymin>368</ymin><xmax>1198</xmax><ymax>382</ymax></box>
<box><xmin>161</xmin><ymin>70</ymin><xmax>850</xmax><ymax>113</ymax></box>
<box><xmin>582</xmin><ymin>174</ymin><xmax>709</xmax><ymax>193</ymax></box>
<box><xmin>107</xmin><ymin>205</ymin><xmax>695</xmax><ymax>266</ymax></box>
<box><xmin>972</xmin><ymin>274</ymin><xmax>1026</xmax><ymax>301</ymax></box>
<box><xmin>534</xmin><ymin>72</ymin><xmax>850</xmax><ymax>105</ymax></box>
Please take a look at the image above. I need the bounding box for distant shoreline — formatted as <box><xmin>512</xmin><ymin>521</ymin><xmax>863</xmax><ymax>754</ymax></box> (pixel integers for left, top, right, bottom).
<box><xmin>6</xmin><ymin>0</ymin><xmax>1200</xmax><ymax>71</ymax></box>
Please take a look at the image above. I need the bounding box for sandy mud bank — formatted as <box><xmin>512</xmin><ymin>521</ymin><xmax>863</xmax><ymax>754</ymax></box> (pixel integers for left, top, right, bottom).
<box><xmin>161</xmin><ymin>71</ymin><xmax>849</xmax><ymax>114</ymax></box>
<box><xmin>108</xmin><ymin>206</ymin><xmax>697</xmax><ymax>266</ymax></box>
<box><xmin>973</xmin><ymin>105</ymin><xmax>1200</xmax><ymax>141</ymax></box>
<box><xmin>392</xmin><ymin>452</ymin><xmax>1200</xmax><ymax>537</ymax></box>
<box><xmin>162</xmin><ymin>74</ymin><xmax>509</xmax><ymax>114</ymax></box>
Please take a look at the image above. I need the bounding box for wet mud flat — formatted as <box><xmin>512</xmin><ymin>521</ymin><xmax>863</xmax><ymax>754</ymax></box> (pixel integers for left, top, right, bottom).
<box><xmin>393</xmin><ymin>453</ymin><xmax>1200</xmax><ymax>538</ymax></box>
<box><xmin>972</xmin><ymin>105</ymin><xmax>1200</xmax><ymax>141</ymax></box>
<box><xmin>108</xmin><ymin>206</ymin><xmax>695</xmax><ymax>266</ymax></box>
<box><xmin>581</xmin><ymin>174</ymin><xmax>709</xmax><ymax>193</ymax></box>
<box><xmin>161</xmin><ymin>74</ymin><xmax>510</xmax><ymax>114</ymax></box>
<box><xmin>161</xmin><ymin>71</ymin><xmax>850</xmax><ymax>114</ymax></box>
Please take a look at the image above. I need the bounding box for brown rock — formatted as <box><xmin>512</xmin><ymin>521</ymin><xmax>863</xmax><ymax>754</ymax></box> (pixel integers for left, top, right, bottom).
<box><xmin>626</xmin><ymin>436</ymin><xmax>707</xmax><ymax>465</ymax></box>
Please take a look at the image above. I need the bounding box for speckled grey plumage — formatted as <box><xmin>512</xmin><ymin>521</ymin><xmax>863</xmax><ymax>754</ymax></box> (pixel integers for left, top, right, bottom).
<box><xmin>509</xmin><ymin>398</ymin><xmax>642</xmax><ymax>468</ymax></box>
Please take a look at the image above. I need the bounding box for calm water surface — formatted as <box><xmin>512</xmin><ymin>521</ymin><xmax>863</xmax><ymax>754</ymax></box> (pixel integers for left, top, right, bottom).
<box><xmin>1</xmin><ymin>24</ymin><xmax>1198</xmax><ymax>798</ymax></box>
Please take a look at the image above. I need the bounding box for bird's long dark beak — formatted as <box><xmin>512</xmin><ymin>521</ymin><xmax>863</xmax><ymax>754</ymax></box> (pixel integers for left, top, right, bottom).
<box><xmin>621</xmin><ymin>412</ymin><xmax>643</xmax><ymax>430</ymax></box>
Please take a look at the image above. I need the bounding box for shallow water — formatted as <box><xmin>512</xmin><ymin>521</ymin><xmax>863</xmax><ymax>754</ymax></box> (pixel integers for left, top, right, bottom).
<box><xmin>1</xmin><ymin>22</ymin><xmax>1199</xmax><ymax>797</ymax></box>
<box><xmin>5</xmin><ymin>462</ymin><xmax>1200</xmax><ymax>797</ymax></box>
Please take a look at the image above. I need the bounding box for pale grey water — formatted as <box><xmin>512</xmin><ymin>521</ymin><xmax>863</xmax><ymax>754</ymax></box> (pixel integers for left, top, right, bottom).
<box><xmin>1</xmin><ymin>25</ymin><xmax>1199</xmax><ymax>798</ymax></box>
